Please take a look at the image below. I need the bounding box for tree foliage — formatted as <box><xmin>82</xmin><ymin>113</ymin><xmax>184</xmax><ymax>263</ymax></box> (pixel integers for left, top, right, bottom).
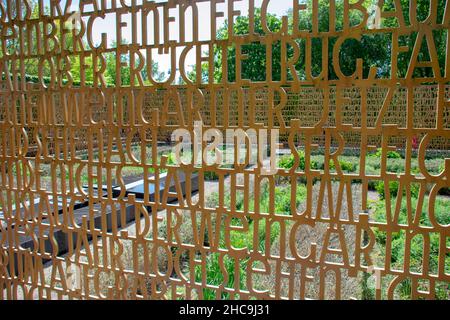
<box><xmin>2</xmin><ymin>0</ymin><xmax>447</xmax><ymax>85</ymax></box>
<box><xmin>202</xmin><ymin>0</ymin><xmax>447</xmax><ymax>83</ymax></box>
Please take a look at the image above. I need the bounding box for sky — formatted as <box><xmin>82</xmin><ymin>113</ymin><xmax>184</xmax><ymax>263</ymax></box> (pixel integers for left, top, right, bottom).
<box><xmin>59</xmin><ymin>0</ymin><xmax>293</xmax><ymax>75</ymax></box>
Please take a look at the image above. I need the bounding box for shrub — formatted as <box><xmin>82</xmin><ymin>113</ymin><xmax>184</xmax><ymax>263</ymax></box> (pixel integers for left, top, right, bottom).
<box><xmin>386</xmin><ymin>159</ymin><xmax>405</xmax><ymax>173</ymax></box>
<box><xmin>204</xmin><ymin>171</ymin><xmax>219</xmax><ymax>180</ymax></box>
<box><xmin>438</xmin><ymin>161</ymin><xmax>445</xmax><ymax>173</ymax></box>
<box><xmin>329</xmin><ymin>159</ymin><xmax>356</xmax><ymax>172</ymax></box>
<box><xmin>167</xmin><ymin>152</ymin><xmax>177</xmax><ymax>165</ymax></box>
<box><xmin>310</xmin><ymin>155</ymin><xmax>324</xmax><ymax>170</ymax></box>
<box><xmin>367</xmin><ymin>180</ymin><xmax>377</xmax><ymax>191</ymax></box>
<box><xmin>255</xmin><ymin>181</ymin><xmax>307</xmax><ymax>215</ymax></box>
<box><xmin>366</xmin><ymin>156</ymin><xmax>381</xmax><ymax>170</ymax></box>
<box><xmin>370</xmin><ymin>148</ymin><xmax>402</xmax><ymax>159</ymax></box>
<box><xmin>375</xmin><ymin>180</ymin><xmax>398</xmax><ymax>199</ymax></box>
<box><xmin>375</xmin><ymin>180</ymin><xmax>420</xmax><ymax>199</ymax></box>
<box><xmin>425</xmin><ymin>158</ymin><xmax>445</xmax><ymax>175</ymax></box>
<box><xmin>278</xmin><ymin>152</ymin><xmax>358</xmax><ymax>173</ymax></box>
<box><xmin>278</xmin><ymin>150</ymin><xmax>305</xmax><ymax>170</ymax></box>
<box><xmin>278</xmin><ymin>154</ymin><xmax>295</xmax><ymax>169</ymax></box>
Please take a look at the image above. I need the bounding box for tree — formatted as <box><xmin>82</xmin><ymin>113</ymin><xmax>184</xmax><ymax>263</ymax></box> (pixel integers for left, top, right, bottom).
<box><xmin>208</xmin><ymin>2</ymin><xmax>390</xmax><ymax>82</ymax></box>
<box><xmin>0</xmin><ymin>0</ymin><xmax>43</xmax><ymax>76</ymax></box>
<box><xmin>0</xmin><ymin>3</ymin><xmax>165</xmax><ymax>88</ymax></box>
<box><xmin>102</xmin><ymin>40</ymin><xmax>165</xmax><ymax>86</ymax></box>
<box><xmin>285</xmin><ymin>0</ymin><xmax>392</xmax><ymax>80</ymax></box>
<box><xmin>197</xmin><ymin>0</ymin><xmax>445</xmax><ymax>83</ymax></box>
<box><xmin>380</xmin><ymin>0</ymin><xmax>447</xmax><ymax>78</ymax></box>
<box><xmin>215</xmin><ymin>9</ymin><xmax>283</xmax><ymax>83</ymax></box>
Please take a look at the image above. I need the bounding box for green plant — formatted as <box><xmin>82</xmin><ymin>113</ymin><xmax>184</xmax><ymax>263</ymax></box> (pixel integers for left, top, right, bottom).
<box><xmin>166</xmin><ymin>152</ymin><xmax>178</xmax><ymax>165</ymax></box>
<box><xmin>204</xmin><ymin>171</ymin><xmax>219</xmax><ymax>181</ymax></box>
<box><xmin>386</xmin><ymin>159</ymin><xmax>405</xmax><ymax>173</ymax></box>
<box><xmin>196</xmin><ymin>179</ymin><xmax>308</xmax><ymax>299</ymax></box>
<box><xmin>329</xmin><ymin>159</ymin><xmax>356</xmax><ymax>172</ymax></box>
<box><xmin>195</xmin><ymin>252</ymin><xmax>245</xmax><ymax>300</ymax></box>
<box><xmin>370</xmin><ymin>148</ymin><xmax>402</xmax><ymax>159</ymax></box>
<box><xmin>375</xmin><ymin>180</ymin><xmax>420</xmax><ymax>199</ymax></box>
<box><xmin>361</xmin><ymin>272</ymin><xmax>376</xmax><ymax>300</ymax></box>
<box><xmin>371</xmin><ymin>194</ymin><xmax>450</xmax><ymax>292</ymax></box>
<box><xmin>278</xmin><ymin>151</ymin><xmax>325</xmax><ymax>171</ymax></box>
<box><xmin>375</xmin><ymin>180</ymin><xmax>394</xmax><ymax>199</ymax></box>
<box><xmin>438</xmin><ymin>161</ymin><xmax>445</xmax><ymax>173</ymax></box>
<box><xmin>278</xmin><ymin>150</ymin><xmax>305</xmax><ymax>170</ymax></box>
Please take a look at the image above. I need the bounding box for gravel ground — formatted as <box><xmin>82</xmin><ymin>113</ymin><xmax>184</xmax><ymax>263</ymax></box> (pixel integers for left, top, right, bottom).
<box><xmin>2</xmin><ymin>163</ymin><xmax>379</xmax><ymax>300</ymax></box>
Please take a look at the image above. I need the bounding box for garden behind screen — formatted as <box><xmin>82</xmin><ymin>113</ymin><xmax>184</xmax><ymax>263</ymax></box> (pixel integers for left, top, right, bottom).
<box><xmin>0</xmin><ymin>0</ymin><xmax>449</xmax><ymax>300</ymax></box>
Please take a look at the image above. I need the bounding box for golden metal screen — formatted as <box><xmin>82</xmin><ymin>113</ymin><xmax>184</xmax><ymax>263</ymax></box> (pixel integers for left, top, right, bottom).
<box><xmin>0</xmin><ymin>0</ymin><xmax>449</xmax><ymax>300</ymax></box>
